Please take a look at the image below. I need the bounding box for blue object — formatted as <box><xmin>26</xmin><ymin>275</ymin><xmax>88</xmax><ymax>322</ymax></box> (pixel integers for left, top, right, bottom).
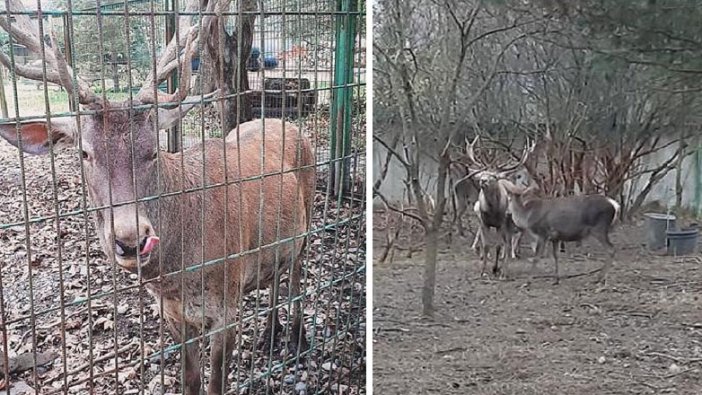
<box><xmin>247</xmin><ymin>47</ymin><xmax>261</xmax><ymax>71</ymax></box>
<box><xmin>263</xmin><ymin>56</ymin><xmax>278</xmax><ymax>69</ymax></box>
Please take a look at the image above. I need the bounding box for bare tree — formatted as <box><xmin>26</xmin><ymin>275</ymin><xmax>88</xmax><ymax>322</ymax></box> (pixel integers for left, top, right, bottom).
<box><xmin>374</xmin><ymin>0</ymin><xmax>545</xmax><ymax>316</ymax></box>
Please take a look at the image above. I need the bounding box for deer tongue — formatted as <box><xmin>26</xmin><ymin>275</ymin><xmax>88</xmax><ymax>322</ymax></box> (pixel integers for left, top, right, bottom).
<box><xmin>140</xmin><ymin>236</ymin><xmax>160</xmax><ymax>255</ymax></box>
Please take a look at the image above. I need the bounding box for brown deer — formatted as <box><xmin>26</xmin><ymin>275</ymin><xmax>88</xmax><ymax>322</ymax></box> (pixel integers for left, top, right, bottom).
<box><xmin>501</xmin><ymin>182</ymin><xmax>620</xmax><ymax>284</ymax></box>
<box><xmin>448</xmin><ymin>161</ymin><xmax>480</xmax><ymax>239</ymax></box>
<box><xmin>0</xmin><ymin>1</ymin><xmax>315</xmax><ymax>394</ymax></box>
<box><xmin>460</xmin><ymin>135</ymin><xmax>535</xmax><ymax>278</ymax></box>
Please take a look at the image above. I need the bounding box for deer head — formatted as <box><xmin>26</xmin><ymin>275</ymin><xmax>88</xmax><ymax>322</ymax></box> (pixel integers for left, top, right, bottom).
<box><xmin>0</xmin><ymin>0</ymin><xmax>220</xmax><ymax>271</ymax></box>
<box><xmin>463</xmin><ymin>134</ymin><xmax>535</xmax><ymax>190</ymax></box>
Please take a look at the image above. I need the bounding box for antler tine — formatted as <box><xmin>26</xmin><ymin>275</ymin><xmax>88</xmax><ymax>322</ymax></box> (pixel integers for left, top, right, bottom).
<box><xmin>498</xmin><ymin>137</ymin><xmax>535</xmax><ymax>174</ymax></box>
<box><xmin>465</xmin><ymin>135</ymin><xmax>482</xmax><ymax>166</ymax></box>
<box><xmin>138</xmin><ymin>27</ymin><xmax>199</xmax><ymax>105</ymax></box>
<box><xmin>51</xmin><ymin>33</ymin><xmax>101</xmax><ymax>106</ymax></box>
<box><xmin>137</xmin><ymin>0</ymin><xmax>214</xmax><ymax>105</ymax></box>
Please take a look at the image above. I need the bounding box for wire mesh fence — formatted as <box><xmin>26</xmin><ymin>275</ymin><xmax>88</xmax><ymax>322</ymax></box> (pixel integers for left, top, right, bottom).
<box><xmin>0</xmin><ymin>0</ymin><xmax>365</xmax><ymax>393</ymax></box>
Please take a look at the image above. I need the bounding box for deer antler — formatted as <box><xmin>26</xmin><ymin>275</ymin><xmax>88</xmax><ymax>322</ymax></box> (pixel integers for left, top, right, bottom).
<box><xmin>136</xmin><ymin>26</ymin><xmax>200</xmax><ymax>104</ymax></box>
<box><xmin>0</xmin><ymin>0</ymin><xmax>100</xmax><ymax>106</ymax></box>
<box><xmin>136</xmin><ymin>0</ymin><xmax>234</xmax><ymax>105</ymax></box>
<box><xmin>465</xmin><ymin>135</ymin><xmax>481</xmax><ymax>166</ymax></box>
<box><xmin>497</xmin><ymin>138</ymin><xmax>536</xmax><ymax>174</ymax></box>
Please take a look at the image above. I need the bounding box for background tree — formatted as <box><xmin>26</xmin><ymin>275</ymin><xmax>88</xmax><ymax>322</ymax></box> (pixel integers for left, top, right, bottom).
<box><xmin>375</xmin><ymin>0</ymin><xmax>549</xmax><ymax>316</ymax></box>
<box><xmin>374</xmin><ymin>0</ymin><xmax>702</xmax><ymax>316</ymax></box>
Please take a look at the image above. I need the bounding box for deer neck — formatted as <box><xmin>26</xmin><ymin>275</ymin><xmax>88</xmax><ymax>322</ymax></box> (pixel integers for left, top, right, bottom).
<box><xmin>507</xmin><ymin>194</ymin><xmax>529</xmax><ymax>229</ymax></box>
<box><xmin>138</xmin><ymin>153</ymin><xmax>210</xmax><ymax>280</ymax></box>
<box><xmin>480</xmin><ymin>183</ymin><xmax>506</xmax><ymax>212</ymax></box>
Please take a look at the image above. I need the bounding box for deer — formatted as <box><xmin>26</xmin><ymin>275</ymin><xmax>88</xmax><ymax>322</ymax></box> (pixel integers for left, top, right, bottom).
<box><xmin>501</xmin><ymin>182</ymin><xmax>620</xmax><ymax>285</ymax></box>
<box><xmin>448</xmin><ymin>161</ymin><xmax>480</xmax><ymax>239</ymax></box>
<box><xmin>460</xmin><ymin>135</ymin><xmax>535</xmax><ymax>278</ymax></box>
<box><xmin>0</xmin><ymin>2</ymin><xmax>315</xmax><ymax>394</ymax></box>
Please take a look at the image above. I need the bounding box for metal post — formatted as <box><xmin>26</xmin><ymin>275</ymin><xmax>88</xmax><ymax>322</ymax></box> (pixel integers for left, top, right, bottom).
<box><xmin>165</xmin><ymin>0</ymin><xmax>181</xmax><ymax>153</ymax></box>
<box><xmin>329</xmin><ymin>0</ymin><xmax>357</xmax><ymax>197</ymax></box>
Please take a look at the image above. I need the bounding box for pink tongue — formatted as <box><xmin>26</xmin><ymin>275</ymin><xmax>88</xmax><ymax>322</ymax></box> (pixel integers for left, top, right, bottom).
<box><xmin>140</xmin><ymin>236</ymin><xmax>160</xmax><ymax>255</ymax></box>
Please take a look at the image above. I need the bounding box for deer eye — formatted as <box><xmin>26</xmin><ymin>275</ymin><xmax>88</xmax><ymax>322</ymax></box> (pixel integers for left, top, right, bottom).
<box><xmin>151</xmin><ymin>151</ymin><xmax>158</xmax><ymax>161</ymax></box>
<box><xmin>81</xmin><ymin>150</ymin><xmax>91</xmax><ymax>161</ymax></box>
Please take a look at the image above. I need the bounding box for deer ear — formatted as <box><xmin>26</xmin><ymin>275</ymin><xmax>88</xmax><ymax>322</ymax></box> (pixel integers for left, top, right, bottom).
<box><xmin>499</xmin><ymin>179</ymin><xmax>522</xmax><ymax>195</ymax></box>
<box><xmin>0</xmin><ymin>119</ymin><xmax>76</xmax><ymax>155</ymax></box>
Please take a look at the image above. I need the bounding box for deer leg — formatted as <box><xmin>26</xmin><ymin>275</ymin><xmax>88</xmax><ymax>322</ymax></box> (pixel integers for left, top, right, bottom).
<box><xmin>166</xmin><ymin>318</ymin><xmax>201</xmax><ymax>395</ymax></box>
<box><xmin>529</xmin><ymin>235</ymin><xmax>544</xmax><ymax>276</ymax></box>
<box><xmin>497</xmin><ymin>228</ymin><xmax>512</xmax><ymax>279</ymax></box>
<box><xmin>551</xmin><ymin>240</ymin><xmax>560</xmax><ymax>285</ymax></box>
<box><xmin>510</xmin><ymin>230</ymin><xmax>522</xmax><ymax>259</ymax></box>
<box><xmin>471</xmin><ymin>227</ymin><xmax>482</xmax><ymax>256</ymax></box>
<box><xmin>207</xmin><ymin>326</ymin><xmax>237</xmax><ymax>395</ymax></box>
<box><xmin>593</xmin><ymin>231</ymin><xmax>615</xmax><ymax>284</ymax></box>
<box><xmin>455</xmin><ymin>200</ymin><xmax>467</xmax><ymax>237</ymax></box>
<box><xmin>455</xmin><ymin>211</ymin><xmax>466</xmax><ymax>238</ymax></box>
<box><xmin>480</xmin><ymin>245</ymin><xmax>489</xmax><ymax>277</ymax></box>
<box><xmin>289</xmin><ymin>254</ymin><xmax>309</xmax><ymax>357</ymax></box>
<box><xmin>492</xmin><ymin>244</ymin><xmax>502</xmax><ymax>276</ymax></box>
<box><xmin>258</xmin><ymin>280</ymin><xmax>283</xmax><ymax>353</ymax></box>
<box><xmin>478</xmin><ymin>224</ymin><xmax>490</xmax><ymax>276</ymax></box>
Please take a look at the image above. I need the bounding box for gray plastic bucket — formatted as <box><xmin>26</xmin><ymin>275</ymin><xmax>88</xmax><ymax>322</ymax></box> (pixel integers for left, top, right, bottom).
<box><xmin>644</xmin><ymin>213</ymin><xmax>676</xmax><ymax>251</ymax></box>
<box><xmin>667</xmin><ymin>227</ymin><xmax>699</xmax><ymax>256</ymax></box>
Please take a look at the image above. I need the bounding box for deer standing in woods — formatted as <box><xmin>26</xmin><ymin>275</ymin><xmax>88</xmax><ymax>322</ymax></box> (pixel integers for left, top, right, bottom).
<box><xmin>448</xmin><ymin>161</ymin><xmax>479</xmax><ymax>239</ymax></box>
<box><xmin>460</xmin><ymin>135</ymin><xmax>535</xmax><ymax>278</ymax></box>
<box><xmin>0</xmin><ymin>2</ymin><xmax>315</xmax><ymax>394</ymax></box>
<box><xmin>501</xmin><ymin>182</ymin><xmax>620</xmax><ymax>284</ymax></box>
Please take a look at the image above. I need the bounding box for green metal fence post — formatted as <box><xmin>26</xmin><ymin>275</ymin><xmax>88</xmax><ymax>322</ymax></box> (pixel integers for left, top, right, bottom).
<box><xmin>330</xmin><ymin>0</ymin><xmax>357</xmax><ymax>197</ymax></box>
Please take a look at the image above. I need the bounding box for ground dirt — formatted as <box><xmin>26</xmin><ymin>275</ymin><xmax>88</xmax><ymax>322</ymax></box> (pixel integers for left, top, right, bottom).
<box><xmin>374</xmin><ymin>215</ymin><xmax>702</xmax><ymax>394</ymax></box>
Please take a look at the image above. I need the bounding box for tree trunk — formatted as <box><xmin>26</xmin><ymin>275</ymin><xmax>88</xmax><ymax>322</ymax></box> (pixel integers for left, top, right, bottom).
<box><xmin>422</xmin><ymin>227</ymin><xmax>439</xmax><ymax>317</ymax></box>
<box><xmin>193</xmin><ymin>51</ymin><xmax>217</xmax><ymax>94</ymax></box>
<box><xmin>675</xmin><ymin>134</ymin><xmax>685</xmax><ymax>209</ymax></box>
<box><xmin>204</xmin><ymin>2</ymin><xmax>256</xmax><ymax>131</ymax></box>
<box><xmin>111</xmin><ymin>49</ymin><xmax>120</xmax><ymax>92</ymax></box>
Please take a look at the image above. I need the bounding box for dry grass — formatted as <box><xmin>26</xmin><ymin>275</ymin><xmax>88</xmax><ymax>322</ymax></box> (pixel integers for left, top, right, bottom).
<box><xmin>1</xmin><ymin>81</ymin><xmax>131</xmax><ymax>117</ymax></box>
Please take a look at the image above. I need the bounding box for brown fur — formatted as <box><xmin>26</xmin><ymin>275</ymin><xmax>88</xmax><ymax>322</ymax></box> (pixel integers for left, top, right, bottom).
<box><xmin>0</xmin><ymin>111</ymin><xmax>315</xmax><ymax>395</ymax></box>
<box><xmin>146</xmin><ymin>119</ymin><xmax>315</xmax><ymax>394</ymax></box>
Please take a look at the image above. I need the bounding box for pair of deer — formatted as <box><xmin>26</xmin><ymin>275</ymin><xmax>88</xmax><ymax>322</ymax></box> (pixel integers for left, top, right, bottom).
<box><xmin>0</xmin><ymin>1</ymin><xmax>312</xmax><ymax>393</ymax></box>
<box><xmin>453</xmin><ymin>136</ymin><xmax>620</xmax><ymax>284</ymax></box>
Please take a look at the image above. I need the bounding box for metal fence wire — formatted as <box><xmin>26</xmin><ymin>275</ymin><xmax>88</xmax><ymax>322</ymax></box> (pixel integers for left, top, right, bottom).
<box><xmin>0</xmin><ymin>0</ymin><xmax>365</xmax><ymax>393</ymax></box>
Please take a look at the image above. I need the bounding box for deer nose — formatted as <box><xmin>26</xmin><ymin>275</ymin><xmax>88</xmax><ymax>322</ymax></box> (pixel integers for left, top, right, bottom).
<box><xmin>115</xmin><ymin>235</ymin><xmax>159</xmax><ymax>258</ymax></box>
<box><xmin>110</xmin><ymin>213</ymin><xmax>157</xmax><ymax>258</ymax></box>
<box><xmin>114</xmin><ymin>238</ymin><xmax>141</xmax><ymax>258</ymax></box>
